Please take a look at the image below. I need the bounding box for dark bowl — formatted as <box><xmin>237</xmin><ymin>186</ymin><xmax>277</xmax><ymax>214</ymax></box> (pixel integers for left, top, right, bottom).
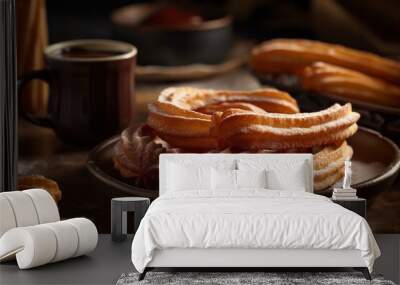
<box><xmin>111</xmin><ymin>3</ymin><xmax>233</xmax><ymax>66</ymax></box>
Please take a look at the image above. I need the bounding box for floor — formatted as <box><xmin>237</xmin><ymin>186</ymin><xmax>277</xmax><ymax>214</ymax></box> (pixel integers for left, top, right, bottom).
<box><xmin>0</xmin><ymin>235</ymin><xmax>134</xmax><ymax>285</ymax></box>
<box><xmin>1</xmin><ymin>234</ymin><xmax>399</xmax><ymax>285</ymax></box>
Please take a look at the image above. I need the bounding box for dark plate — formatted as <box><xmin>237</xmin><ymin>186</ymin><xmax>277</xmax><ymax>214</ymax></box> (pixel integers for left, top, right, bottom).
<box><xmin>87</xmin><ymin>135</ymin><xmax>158</xmax><ymax>199</ymax></box>
<box><xmin>87</xmin><ymin>127</ymin><xmax>400</xmax><ymax>199</ymax></box>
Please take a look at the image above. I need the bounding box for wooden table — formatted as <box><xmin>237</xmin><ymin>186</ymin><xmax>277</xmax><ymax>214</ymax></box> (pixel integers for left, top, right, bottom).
<box><xmin>17</xmin><ymin>70</ymin><xmax>400</xmax><ymax>233</ymax></box>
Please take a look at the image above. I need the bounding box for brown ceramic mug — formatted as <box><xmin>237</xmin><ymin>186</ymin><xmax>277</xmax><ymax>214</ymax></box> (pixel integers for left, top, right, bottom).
<box><xmin>18</xmin><ymin>39</ymin><xmax>137</xmax><ymax>146</ymax></box>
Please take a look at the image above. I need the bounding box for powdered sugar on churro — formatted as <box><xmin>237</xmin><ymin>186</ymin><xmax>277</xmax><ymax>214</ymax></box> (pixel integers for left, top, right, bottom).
<box><xmin>238</xmin><ymin>113</ymin><xmax>359</xmax><ymax>136</ymax></box>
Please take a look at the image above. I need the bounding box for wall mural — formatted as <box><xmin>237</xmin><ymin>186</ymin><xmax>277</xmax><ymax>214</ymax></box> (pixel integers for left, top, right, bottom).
<box><xmin>3</xmin><ymin>0</ymin><xmax>399</xmax><ymax>236</ymax></box>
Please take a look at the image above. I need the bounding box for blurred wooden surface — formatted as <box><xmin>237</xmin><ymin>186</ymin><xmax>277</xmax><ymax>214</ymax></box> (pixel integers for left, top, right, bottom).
<box><xmin>16</xmin><ymin>0</ymin><xmax>49</xmax><ymax>115</ymax></box>
<box><xmin>17</xmin><ymin>69</ymin><xmax>400</xmax><ymax>233</ymax></box>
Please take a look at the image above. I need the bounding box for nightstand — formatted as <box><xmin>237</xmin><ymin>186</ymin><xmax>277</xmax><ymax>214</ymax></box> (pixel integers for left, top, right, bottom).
<box><xmin>111</xmin><ymin>197</ymin><xmax>150</xmax><ymax>242</ymax></box>
<box><xmin>331</xmin><ymin>198</ymin><xmax>366</xmax><ymax>218</ymax></box>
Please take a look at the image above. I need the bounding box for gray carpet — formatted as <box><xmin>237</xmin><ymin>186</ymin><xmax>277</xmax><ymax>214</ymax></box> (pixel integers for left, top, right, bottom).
<box><xmin>116</xmin><ymin>272</ymin><xmax>396</xmax><ymax>285</ymax></box>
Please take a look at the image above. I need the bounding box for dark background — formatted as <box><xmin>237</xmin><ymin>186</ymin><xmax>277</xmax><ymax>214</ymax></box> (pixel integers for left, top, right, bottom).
<box><xmin>46</xmin><ymin>0</ymin><xmax>311</xmax><ymax>42</ymax></box>
<box><xmin>45</xmin><ymin>0</ymin><xmax>400</xmax><ymax>55</ymax></box>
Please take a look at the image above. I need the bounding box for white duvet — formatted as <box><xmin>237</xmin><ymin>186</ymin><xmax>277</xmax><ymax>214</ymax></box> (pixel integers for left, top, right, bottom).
<box><xmin>131</xmin><ymin>190</ymin><xmax>380</xmax><ymax>273</ymax></box>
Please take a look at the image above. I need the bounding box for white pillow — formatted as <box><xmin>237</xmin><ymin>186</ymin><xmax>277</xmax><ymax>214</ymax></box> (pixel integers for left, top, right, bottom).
<box><xmin>237</xmin><ymin>159</ymin><xmax>308</xmax><ymax>192</ymax></box>
<box><xmin>212</xmin><ymin>168</ymin><xmax>237</xmax><ymax>190</ymax></box>
<box><xmin>267</xmin><ymin>164</ymin><xmax>307</xmax><ymax>191</ymax></box>
<box><xmin>236</xmin><ymin>169</ymin><xmax>267</xmax><ymax>189</ymax></box>
<box><xmin>167</xmin><ymin>162</ymin><xmax>212</xmax><ymax>192</ymax></box>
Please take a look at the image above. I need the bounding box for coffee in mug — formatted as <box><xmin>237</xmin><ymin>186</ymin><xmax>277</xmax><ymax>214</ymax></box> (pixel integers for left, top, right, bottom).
<box><xmin>18</xmin><ymin>39</ymin><xmax>137</xmax><ymax>146</ymax></box>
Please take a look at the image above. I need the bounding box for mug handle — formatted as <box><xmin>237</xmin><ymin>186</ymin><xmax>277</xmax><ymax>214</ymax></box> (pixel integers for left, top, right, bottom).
<box><xmin>18</xmin><ymin>69</ymin><xmax>53</xmax><ymax>128</ymax></box>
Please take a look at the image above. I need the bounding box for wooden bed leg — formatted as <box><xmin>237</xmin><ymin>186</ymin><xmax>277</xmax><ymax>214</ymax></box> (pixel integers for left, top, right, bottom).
<box><xmin>354</xmin><ymin>267</ymin><xmax>371</xmax><ymax>280</ymax></box>
<box><xmin>138</xmin><ymin>268</ymin><xmax>147</xmax><ymax>281</ymax></box>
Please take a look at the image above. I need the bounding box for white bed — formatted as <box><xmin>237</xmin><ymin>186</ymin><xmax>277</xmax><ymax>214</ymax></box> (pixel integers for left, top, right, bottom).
<box><xmin>131</xmin><ymin>154</ymin><xmax>380</xmax><ymax>280</ymax></box>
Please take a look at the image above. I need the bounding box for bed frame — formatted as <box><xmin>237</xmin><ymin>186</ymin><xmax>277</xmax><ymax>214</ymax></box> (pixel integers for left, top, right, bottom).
<box><xmin>141</xmin><ymin>249</ymin><xmax>370</xmax><ymax>280</ymax></box>
<box><xmin>139</xmin><ymin>154</ymin><xmax>371</xmax><ymax>280</ymax></box>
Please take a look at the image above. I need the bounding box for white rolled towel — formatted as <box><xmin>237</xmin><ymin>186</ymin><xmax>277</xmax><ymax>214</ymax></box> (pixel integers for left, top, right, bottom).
<box><xmin>24</xmin><ymin>189</ymin><xmax>60</xmax><ymax>224</ymax></box>
<box><xmin>0</xmin><ymin>189</ymin><xmax>60</xmax><ymax>238</ymax></box>
<box><xmin>0</xmin><ymin>196</ymin><xmax>17</xmax><ymax>237</ymax></box>
<box><xmin>0</xmin><ymin>218</ymin><xmax>98</xmax><ymax>269</ymax></box>
<box><xmin>1</xmin><ymin>191</ymin><xmax>40</xmax><ymax>227</ymax></box>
